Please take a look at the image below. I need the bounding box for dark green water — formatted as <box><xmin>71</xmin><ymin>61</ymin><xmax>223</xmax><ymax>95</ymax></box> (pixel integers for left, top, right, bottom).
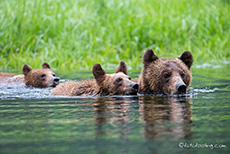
<box><xmin>0</xmin><ymin>64</ymin><xmax>230</xmax><ymax>154</ymax></box>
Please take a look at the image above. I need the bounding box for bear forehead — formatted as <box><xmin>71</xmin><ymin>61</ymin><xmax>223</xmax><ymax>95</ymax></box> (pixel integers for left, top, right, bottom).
<box><xmin>105</xmin><ymin>72</ymin><xmax>130</xmax><ymax>82</ymax></box>
<box><xmin>164</xmin><ymin>60</ymin><xmax>185</xmax><ymax>70</ymax></box>
<box><xmin>146</xmin><ymin>58</ymin><xmax>189</xmax><ymax>76</ymax></box>
<box><xmin>154</xmin><ymin>58</ymin><xmax>186</xmax><ymax>69</ymax></box>
<box><xmin>30</xmin><ymin>69</ymin><xmax>54</xmax><ymax>75</ymax></box>
<box><xmin>110</xmin><ymin>72</ymin><xmax>129</xmax><ymax>78</ymax></box>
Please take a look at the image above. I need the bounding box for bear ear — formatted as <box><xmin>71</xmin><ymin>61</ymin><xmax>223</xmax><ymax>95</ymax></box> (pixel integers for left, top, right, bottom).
<box><xmin>178</xmin><ymin>51</ymin><xmax>193</xmax><ymax>69</ymax></box>
<box><xmin>115</xmin><ymin>61</ymin><xmax>127</xmax><ymax>75</ymax></box>
<box><xmin>92</xmin><ymin>63</ymin><xmax>106</xmax><ymax>80</ymax></box>
<box><xmin>42</xmin><ymin>63</ymin><xmax>50</xmax><ymax>69</ymax></box>
<box><xmin>23</xmin><ymin>64</ymin><xmax>32</xmax><ymax>76</ymax></box>
<box><xmin>143</xmin><ymin>49</ymin><xmax>159</xmax><ymax>64</ymax></box>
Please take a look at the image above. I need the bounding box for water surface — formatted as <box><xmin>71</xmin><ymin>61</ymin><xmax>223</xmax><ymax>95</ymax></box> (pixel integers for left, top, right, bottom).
<box><xmin>0</xmin><ymin>64</ymin><xmax>230</xmax><ymax>154</ymax></box>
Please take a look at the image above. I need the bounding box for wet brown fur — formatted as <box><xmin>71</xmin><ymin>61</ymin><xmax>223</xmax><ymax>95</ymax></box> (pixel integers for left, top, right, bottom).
<box><xmin>23</xmin><ymin>68</ymin><xmax>57</xmax><ymax>88</ymax></box>
<box><xmin>0</xmin><ymin>72</ymin><xmax>17</xmax><ymax>80</ymax></box>
<box><xmin>0</xmin><ymin>63</ymin><xmax>59</xmax><ymax>88</ymax></box>
<box><xmin>51</xmin><ymin>62</ymin><xmax>138</xmax><ymax>96</ymax></box>
<box><xmin>138</xmin><ymin>49</ymin><xmax>193</xmax><ymax>95</ymax></box>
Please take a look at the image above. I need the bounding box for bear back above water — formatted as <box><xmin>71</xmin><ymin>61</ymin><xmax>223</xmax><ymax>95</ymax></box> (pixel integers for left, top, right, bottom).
<box><xmin>138</xmin><ymin>49</ymin><xmax>193</xmax><ymax>95</ymax></box>
<box><xmin>51</xmin><ymin>61</ymin><xmax>139</xmax><ymax>96</ymax></box>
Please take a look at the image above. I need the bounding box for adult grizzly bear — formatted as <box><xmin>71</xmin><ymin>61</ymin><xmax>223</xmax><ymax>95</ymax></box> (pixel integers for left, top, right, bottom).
<box><xmin>137</xmin><ymin>49</ymin><xmax>193</xmax><ymax>95</ymax></box>
<box><xmin>51</xmin><ymin>62</ymin><xmax>138</xmax><ymax>96</ymax></box>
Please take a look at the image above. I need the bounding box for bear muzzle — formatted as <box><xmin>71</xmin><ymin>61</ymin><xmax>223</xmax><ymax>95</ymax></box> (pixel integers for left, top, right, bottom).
<box><xmin>132</xmin><ymin>83</ymin><xmax>139</xmax><ymax>90</ymax></box>
<box><xmin>176</xmin><ymin>83</ymin><xmax>187</xmax><ymax>94</ymax></box>
<box><xmin>174</xmin><ymin>76</ymin><xmax>187</xmax><ymax>94</ymax></box>
<box><xmin>52</xmin><ymin>77</ymin><xmax>60</xmax><ymax>86</ymax></box>
<box><xmin>126</xmin><ymin>83</ymin><xmax>139</xmax><ymax>95</ymax></box>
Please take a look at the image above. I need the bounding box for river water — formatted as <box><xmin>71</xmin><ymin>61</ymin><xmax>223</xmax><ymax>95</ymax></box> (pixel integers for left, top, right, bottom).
<box><xmin>0</xmin><ymin>64</ymin><xmax>230</xmax><ymax>154</ymax></box>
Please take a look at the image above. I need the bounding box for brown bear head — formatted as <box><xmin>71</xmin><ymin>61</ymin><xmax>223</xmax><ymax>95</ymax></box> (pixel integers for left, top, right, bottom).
<box><xmin>23</xmin><ymin>63</ymin><xmax>59</xmax><ymax>88</ymax></box>
<box><xmin>139</xmin><ymin>49</ymin><xmax>193</xmax><ymax>95</ymax></box>
<box><xmin>92</xmin><ymin>61</ymin><xmax>139</xmax><ymax>95</ymax></box>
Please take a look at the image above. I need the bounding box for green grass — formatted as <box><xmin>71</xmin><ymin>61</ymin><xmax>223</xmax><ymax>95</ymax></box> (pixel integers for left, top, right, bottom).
<box><xmin>0</xmin><ymin>0</ymin><xmax>230</xmax><ymax>72</ymax></box>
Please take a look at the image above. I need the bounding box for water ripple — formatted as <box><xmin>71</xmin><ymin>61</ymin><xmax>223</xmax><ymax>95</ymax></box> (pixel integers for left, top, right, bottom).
<box><xmin>190</xmin><ymin>87</ymin><xmax>219</xmax><ymax>93</ymax></box>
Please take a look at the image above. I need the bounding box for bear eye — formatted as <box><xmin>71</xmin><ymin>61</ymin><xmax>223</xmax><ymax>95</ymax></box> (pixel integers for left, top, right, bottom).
<box><xmin>116</xmin><ymin>78</ymin><xmax>123</xmax><ymax>83</ymax></box>
<box><xmin>164</xmin><ymin>73</ymin><xmax>171</xmax><ymax>79</ymax></box>
<box><xmin>53</xmin><ymin>74</ymin><xmax>56</xmax><ymax>77</ymax></box>
<box><xmin>180</xmin><ymin>72</ymin><xmax>185</xmax><ymax>78</ymax></box>
<box><xmin>41</xmin><ymin>74</ymin><xmax>46</xmax><ymax>78</ymax></box>
<box><xmin>128</xmin><ymin>77</ymin><xmax>131</xmax><ymax>80</ymax></box>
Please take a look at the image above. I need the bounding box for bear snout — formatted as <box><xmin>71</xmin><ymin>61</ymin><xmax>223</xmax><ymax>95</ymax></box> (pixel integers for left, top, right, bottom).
<box><xmin>53</xmin><ymin>77</ymin><xmax>60</xmax><ymax>85</ymax></box>
<box><xmin>132</xmin><ymin>83</ymin><xmax>139</xmax><ymax>90</ymax></box>
<box><xmin>126</xmin><ymin>82</ymin><xmax>139</xmax><ymax>95</ymax></box>
<box><xmin>176</xmin><ymin>83</ymin><xmax>186</xmax><ymax>94</ymax></box>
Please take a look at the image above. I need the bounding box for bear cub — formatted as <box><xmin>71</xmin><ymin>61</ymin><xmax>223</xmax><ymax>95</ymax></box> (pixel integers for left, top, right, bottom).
<box><xmin>137</xmin><ymin>49</ymin><xmax>193</xmax><ymax>95</ymax></box>
<box><xmin>0</xmin><ymin>63</ymin><xmax>59</xmax><ymax>88</ymax></box>
<box><xmin>23</xmin><ymin>63</ymin><xmax>59</xmax><ymax>88</ymax></box>
<box><xmin>51</xmin><ymin>61</ymin><xmax>139</xmax><ymax>96</ymax></box>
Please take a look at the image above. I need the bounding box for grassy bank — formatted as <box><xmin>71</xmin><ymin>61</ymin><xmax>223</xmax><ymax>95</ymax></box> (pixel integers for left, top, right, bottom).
<box><xmin>0</xmin><ymin>0</ymin><xmax>229</xmax><ymax>72</ymax></box>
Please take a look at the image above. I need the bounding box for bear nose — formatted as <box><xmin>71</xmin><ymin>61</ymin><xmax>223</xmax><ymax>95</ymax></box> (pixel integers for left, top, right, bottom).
<box><xmin>176</xmin><ymin>83</ymin><xmax>186</xmax><ymax>94</ymax></box>
<box><xmin>132</xmin><ymin>83</ymin><xmax>139</xmax><ymax>90</ymax></box>
<box><xmin>53</xmin><ymin>77</ymin><xmax>60</xmax><ymax>85</ymax></box>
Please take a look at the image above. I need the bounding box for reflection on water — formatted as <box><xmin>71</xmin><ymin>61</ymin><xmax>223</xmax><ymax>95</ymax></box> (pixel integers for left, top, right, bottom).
<box><xmin>93</xmin><ymin>97</ymin><xmax>193</xmax><ymax>142</ymax></box>
<box><xmin>139</xmin><ymin>97</ymin><xmax>192</xmax><ymax>141</ymax></box>
<box><xmin>0</xmin><ymin>65</ymin><xmax>230</xmax><ymax>153</ymax></box>
<box><xmin>94</xmin><ymin>97</ymin><xmax>137</xmax><ymax>140</ymax></box>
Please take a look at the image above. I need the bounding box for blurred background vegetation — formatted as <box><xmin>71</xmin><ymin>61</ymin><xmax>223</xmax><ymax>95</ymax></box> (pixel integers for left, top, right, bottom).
<box><xmin>0</xmin><ymin>0</ymin><xmax>229</xmax><ymax>72</ymax></box>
